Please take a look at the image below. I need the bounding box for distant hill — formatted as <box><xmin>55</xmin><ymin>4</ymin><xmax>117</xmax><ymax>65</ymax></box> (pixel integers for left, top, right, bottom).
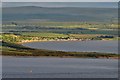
<box><xmin>2</xmin><ymin>6</ymin><xmax>118</xmax><ymax>23</ymax></box>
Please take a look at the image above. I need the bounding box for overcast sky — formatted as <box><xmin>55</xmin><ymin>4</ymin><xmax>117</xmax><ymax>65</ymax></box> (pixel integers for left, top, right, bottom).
<box><xmin>1</xmin><ymin>0</ymin><xmax>120</xmax><ymax>2</ymax></box>
<box><xmin>2</xmin><ymin>2</ymin><xmax>118</xmax><ymax>8</ymax></box>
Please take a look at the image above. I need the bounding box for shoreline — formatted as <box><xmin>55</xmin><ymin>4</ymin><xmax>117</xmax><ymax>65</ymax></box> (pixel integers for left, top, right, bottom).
<box><xmin>2</xmin><ymin>40</ymin><xmax>118</xmax><ymax>59</ymax></box>
<box><xmin>17</xmin><ymin>39</ymin><xmax>87</xmax><ymax>44</ymax></box>
<box><xmin>20</xmin><ymin>39</ymin><xmax>118</xmax><ymax>54</ymax></box>
<box><xmin>17</xmin><ymin>39</ymin><xmax>116</xmax><ymax>44</ymax></box>
<box><xmin>2</xmin><ymin>55</ymin><xmax>119</xmax><ymax>59</ymax></box>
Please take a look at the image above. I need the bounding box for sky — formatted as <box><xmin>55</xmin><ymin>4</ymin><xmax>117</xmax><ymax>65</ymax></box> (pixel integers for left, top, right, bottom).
<box><xmin>1</xmin><ymin>0</ymin><xmax>120</xmax><ymax>2</ymax></box>
<box><xmin>2</xmin><ymin>2</ymin><xmax>118</xmax><ymax>8</ymax></box>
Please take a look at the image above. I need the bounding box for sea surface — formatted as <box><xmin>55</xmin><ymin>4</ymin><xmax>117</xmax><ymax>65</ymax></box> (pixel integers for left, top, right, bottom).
<box><xmin>2</xmin><ymin>57</ymin><xmax>118</xmax><ymax>78</ymax></box>
<box><xmin>23</xmin><ymin>40</ymin><xmax>118</xmax><ymax>54</ymax></box>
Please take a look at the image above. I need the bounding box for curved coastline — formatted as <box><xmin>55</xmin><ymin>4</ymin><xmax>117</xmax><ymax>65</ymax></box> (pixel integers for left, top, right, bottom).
<box><xmin>18</xmin><ymin>39</ymin><xmax>116</xmax><ymax>44</ymax></box>
<box><xmin>22</xmin><ymin>40</ymin><xmax>118</xmax><ymax>54</ymax></box>
<box><xmin>2</xmin><ymin>40</ymin><xmax>119</xmax><ymax>59</ymax></box>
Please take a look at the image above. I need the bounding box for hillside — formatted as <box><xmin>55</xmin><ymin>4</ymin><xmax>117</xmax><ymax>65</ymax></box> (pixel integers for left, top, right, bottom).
<box><xmin>2</xmin><ymin>6</ymin><xmax>118</xmax><ymax>22</ymax></box>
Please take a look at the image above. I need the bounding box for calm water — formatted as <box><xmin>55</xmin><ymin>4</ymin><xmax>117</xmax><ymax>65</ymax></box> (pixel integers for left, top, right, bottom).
<box><xmin>2</xmin><ymin>57</ymin><xmax>118</xmax><ymax>78</ymax></box>
<box><xmin>23</xmin><ymin>40</ymin><xmax>118</xmax><ymax>54</ymax></box>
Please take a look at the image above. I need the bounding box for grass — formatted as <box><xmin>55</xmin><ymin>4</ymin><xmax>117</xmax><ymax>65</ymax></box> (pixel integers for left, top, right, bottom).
<box><xmin>69</xmin><ymin>34</ymin><xmax>102</xmax><ymax>39</ymax></box>
<box><xmin>6</xmin><ymin>21</ymin><xmax>118</xmax><ymax>29</ymax></box>
<box><xmin>1</xmin><ymin>33</ymin><xmax>118</xmax><ymax>45</ymax></box>
<box><xmin>21</xmin><ymin>32</ymin><xmax>68</xmax><ymax>38</ymax></box>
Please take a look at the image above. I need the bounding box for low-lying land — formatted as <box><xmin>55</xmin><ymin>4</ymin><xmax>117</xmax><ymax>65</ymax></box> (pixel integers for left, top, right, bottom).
<box><xmin>1</xmin><ymin>33</ymin><xmax>118</xmax><ymax>44</ymax></box>
<box><xmin>1</xmin><ymin>21</ymin><xmax>119</xmax><ymax>58</ymax></box>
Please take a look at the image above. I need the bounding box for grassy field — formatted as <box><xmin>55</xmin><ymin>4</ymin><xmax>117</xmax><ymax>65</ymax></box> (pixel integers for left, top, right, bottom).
<box><xmin>21</xmin><ymin>32</ymin><xmax>68</xmax><ymax>38</ymax></box>
<box><xmin>1</xmin><ymin>32</ymin><xmax>117</xmax><ymax>44</ymax></box>
<box><xmin>3</xmin><ymin>21</ymin><xmax>118</xmax><ymax>36</ymax></box>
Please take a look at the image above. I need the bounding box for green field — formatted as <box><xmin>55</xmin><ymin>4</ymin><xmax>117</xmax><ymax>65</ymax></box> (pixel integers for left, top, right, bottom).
<box><xmin>21</xmin><ymin>32</ymin><xmax>68</xmax><ymax>38</ymax></box>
